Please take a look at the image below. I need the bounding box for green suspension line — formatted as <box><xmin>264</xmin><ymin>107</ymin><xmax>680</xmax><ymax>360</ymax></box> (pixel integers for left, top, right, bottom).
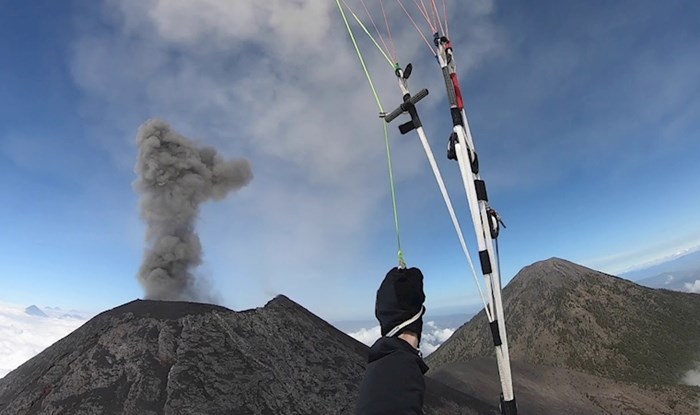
<box><xmin>336</xmin><ymin>0</ymin><xmax>406</xmax><ymax>268</ymax></box>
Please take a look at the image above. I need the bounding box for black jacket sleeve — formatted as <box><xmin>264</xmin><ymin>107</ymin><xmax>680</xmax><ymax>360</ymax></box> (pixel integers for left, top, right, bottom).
<box><xmin>356</xmin><ymin>337</ymin><xmax>429</xmax><ymax>415</ymax></box>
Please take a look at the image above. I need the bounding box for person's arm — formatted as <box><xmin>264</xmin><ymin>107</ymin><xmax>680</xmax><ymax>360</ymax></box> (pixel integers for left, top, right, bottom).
<box><xmin>356</xmin><ymin>267</ymin><xmax>428</xmax><ymax>415</ymax></box>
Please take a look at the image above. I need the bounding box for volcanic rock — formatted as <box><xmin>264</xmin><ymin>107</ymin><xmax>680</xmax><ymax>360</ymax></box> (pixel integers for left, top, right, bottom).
<box><xmin>0</xmin><ymin>295</ymin><xmax>496</xmax><ymax>414</ymax></box>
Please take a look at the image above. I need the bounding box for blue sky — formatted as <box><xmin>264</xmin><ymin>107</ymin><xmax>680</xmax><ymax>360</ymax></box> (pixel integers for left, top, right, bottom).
<box><xmin>1</xmin><ymin>0</ymin><xmax>698</xmax><ymax>321</ymax></box>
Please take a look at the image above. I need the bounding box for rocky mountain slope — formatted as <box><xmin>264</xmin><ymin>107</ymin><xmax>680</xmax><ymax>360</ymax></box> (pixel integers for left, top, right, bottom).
<box><xmin>0</xmin><ymin>296</ymin><xmax>497</xmax><ymax>415</ymax></box>
<box><xmin>428</xmin><ymin>258</ymin><xmax>700</xmax><ymax>385</ymax></box>
<box><xmin>430</xmin><ymin>357</ymin><xmax>699</xmax><ymax>415</ymax></box>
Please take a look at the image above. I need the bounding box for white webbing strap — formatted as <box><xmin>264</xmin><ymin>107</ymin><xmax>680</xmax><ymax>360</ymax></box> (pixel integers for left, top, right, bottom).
<box><xmin>413</xmin><ymin>126</ymin><xmax>492</xmax><ymax>320</ymax></box>
<box><xmin>385</xmin><ymin>305</ymin><xmax>425</xmax><ymax>337</ymax></box>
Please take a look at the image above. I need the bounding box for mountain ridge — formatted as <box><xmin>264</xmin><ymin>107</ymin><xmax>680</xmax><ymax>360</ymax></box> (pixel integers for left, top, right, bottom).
<box><xmin>427</xmin><ymin>258</ymin><xmax>700</xmax><ymax>385</ymax></box>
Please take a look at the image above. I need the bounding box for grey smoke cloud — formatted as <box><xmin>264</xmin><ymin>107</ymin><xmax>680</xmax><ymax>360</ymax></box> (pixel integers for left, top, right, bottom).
<box><xmin>134</xmin><ymin>119</ymin><xmax>253</xmax><ymax>301</ymax></box>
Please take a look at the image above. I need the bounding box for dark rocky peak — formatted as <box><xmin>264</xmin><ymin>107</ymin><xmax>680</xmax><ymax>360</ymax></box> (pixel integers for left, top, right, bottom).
<box><xmin>1</xmin><ymin>295</ymin><xmax>495</xmax><ymax>414</ymax></box>
<box><xmin>266</xmin><ymin>293</ymin><xmax>295</xmax><ymax>306</ymax></box>
<box><xmin>263</xmin><ymin>294</ymin><xmax>310</xmax><ymax>314</ymax></box>
<box><xmin>517</xmin><ymin>256</ymin><xmax>597</xmax><ymax>280</ymax></box>
<box><xmin>506</xmin><ymin>257</ymin><xmax>627</xmax><ymax>295</ymax></box>
<box><xmin>103</xmin><ymin>298</ymin><xmax>233</xmax><ymax>320</ymax></box>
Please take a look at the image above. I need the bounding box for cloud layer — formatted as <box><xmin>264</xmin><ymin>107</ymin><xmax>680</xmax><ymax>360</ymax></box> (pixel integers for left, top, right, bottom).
<box><xmin>347</xmin><ymin>320</ymin><xmax>455</xmax><ymax>356</ymax></box>
<box><xmin>0</xmin><ymin>302</ymin><xmax>90</xmax><ymax>378</ymax></box>
<box><xmin>69</xmin><ymin>0</ymin><xmax>501</xmax><ymax>311</ymax></box>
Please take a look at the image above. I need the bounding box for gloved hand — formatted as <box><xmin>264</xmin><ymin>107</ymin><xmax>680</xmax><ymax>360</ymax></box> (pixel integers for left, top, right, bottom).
<box><xmin>375</xmin><ymin>267</ymin><xmax>426</xmax><ymax>341</ymax></box>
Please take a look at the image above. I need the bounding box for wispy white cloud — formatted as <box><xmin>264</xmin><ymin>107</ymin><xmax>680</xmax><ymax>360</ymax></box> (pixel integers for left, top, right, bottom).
<box><xmin>347</xmin><ymin>325</ymin><xmax>382</xmax><ymax>348</ymax></box>
<box><xmin>685</xmin><ymin>280</ymin><xmax>700</xmax><ymax>294</ymax></box>
<box><xmin>346</xmin><ymin>320</ymin><xmax>455</xmax><ymax>356</ymax></box>
<box><xmin>583</xmin><ymin>233</ymin><xmax>700</xmax><ymax>275</ymax></box>
<box><xmin>682</xmin><ymin>362</ymin><xmax>700</xmax><ymax>386</ymax></box>
<box><xmin>68</xmin><ymin>0</ymin><xmax>501</xmax><ymax>311</ymax></box>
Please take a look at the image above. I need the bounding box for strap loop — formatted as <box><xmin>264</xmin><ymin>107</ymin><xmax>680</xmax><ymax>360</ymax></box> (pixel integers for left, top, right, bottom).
<box><xmin>385</xmin><ymin>306</ymin><xmax>425</xmax><ymax>337</ymax></box>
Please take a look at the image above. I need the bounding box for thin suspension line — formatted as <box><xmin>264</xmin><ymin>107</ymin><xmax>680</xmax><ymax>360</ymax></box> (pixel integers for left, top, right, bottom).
<box><xmin>338</xmin><ymin>4</ymin><xmax>515</xmax><ymax>407</ymax></box>
<box><xmin>336</xmin><ymin>0</ymin><xmax>406</xmax><ymax>268</ymax></box>
<box><xmin>410</xmin><ymin>0</ymin><xmax>435</xmax><ymax>33</ymax></box>
<box><xmin>412</xmin><ymin>0</ymin><xmax>434</xmax><ymax>29</ymax></box>
<box><xmin>396</xmin><ymin>0</ymin><xmax>435</xmax><ymax>55</ymax></box>
<box><xmin>442</xmin><ymin>0</ymin><xmax>449</xmax><ymax>37</ymax></box>
<box><xmin>341</xmin><ymin>0</ymin><xmax>395</xmax><ymax>67</ymax></box>
<box><xmin>344</xmin><ymin>0</ymin><xmax>489</xmax><ymax>311</ymax></box>
<box><xmin>379</xmin><ymin>0</ymin><xmax>399</xmax><ymax>64</ymax></box>
<box><xmin>359</xmin><ymin>0</ymin><xmax>393</xmax><ymax>63</ymax></box>
<box><xmin>417</xmin><ymin>0</ymin><xmax>436</xmax><ymax>32</ymax></box>
<box><xmin>383</xmin><ymin>121</ymin><xmax>404</xmax><ymax>268</ymax></box>
<box><xmin>430</xmin><ymin>0</ymin><xmax>444</xmax><ymax>36</ymax></box>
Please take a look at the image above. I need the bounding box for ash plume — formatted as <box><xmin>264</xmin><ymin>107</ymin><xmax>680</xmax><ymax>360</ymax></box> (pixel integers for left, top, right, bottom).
<box><xmin>134</xmin><ymin>119</ymin><xmax>253</xmax><ymax>301</ymax></box>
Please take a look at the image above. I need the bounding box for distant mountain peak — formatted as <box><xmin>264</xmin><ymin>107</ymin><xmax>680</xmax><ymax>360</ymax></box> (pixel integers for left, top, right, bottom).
<box><xmin>24</xmin><ymin>305</ymin><xmax>47</xmax><ymax>317</ymax></box>
<box><xmin>542</xmin><ymin>256</ymin><xmax>569</xmax><ymax>263</ymax></box>
<box><xmin>509</xmin><ymin>257</ymin><xmax>616</xmax><ymax>290</ymax></box>
<box><xmin>531</xmin><ymin>257</ymin><xmax>592</xmax><ymax>272</ymax></box>
<box><xmin>428</xmin><ymin>257</ymin><xmax>700</xmax><ymax>387</ymax></box>
<box><xmin>266</xmin><ymin>294</ymin><xmax>295</xmax><ymax>307</ymax></box>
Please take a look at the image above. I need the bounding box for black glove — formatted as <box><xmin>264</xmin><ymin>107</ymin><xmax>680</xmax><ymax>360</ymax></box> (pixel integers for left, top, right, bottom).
<box><xmin>375</xmin><ymin>267</ymin><xmax>426</xmax><ymax>340</ymax></box>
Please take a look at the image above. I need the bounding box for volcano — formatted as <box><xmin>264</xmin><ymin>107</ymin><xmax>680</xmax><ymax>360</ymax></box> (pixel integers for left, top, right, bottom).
<box><xmin>0</xmin><ymin>295</ymin><xmax>496</xmax><ymax>414</ymax></box>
